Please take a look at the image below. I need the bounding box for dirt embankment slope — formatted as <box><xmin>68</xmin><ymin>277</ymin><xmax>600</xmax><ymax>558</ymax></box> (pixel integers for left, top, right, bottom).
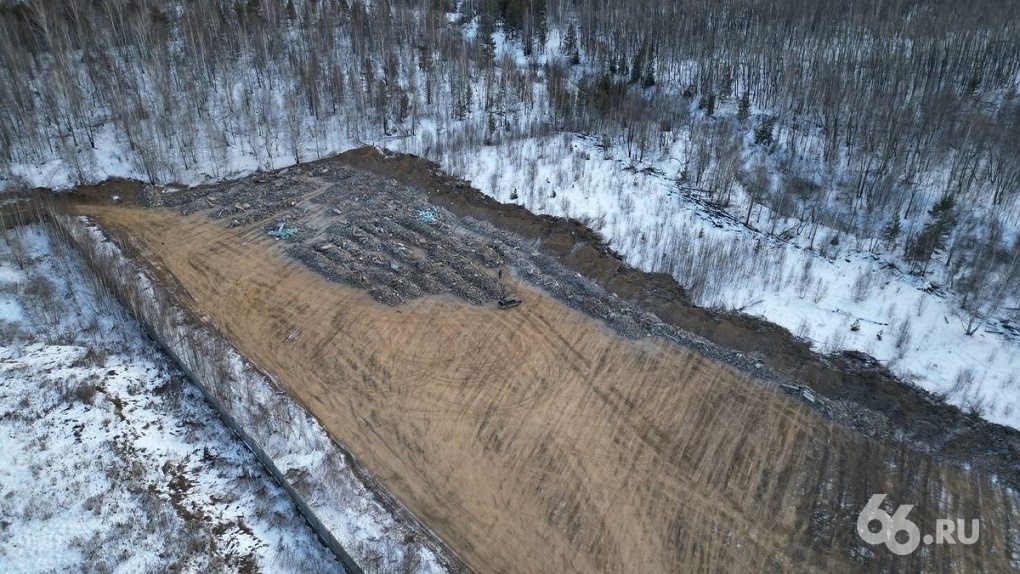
<box><xmin>336</xmin><ymin>147</ymin><xmax>1020</xmax><ymax>485</ymax></box>
<box><xmin>72</xmin><ymin>169</ymin><xmax>1017</xmax><ymax>573</ymax></box>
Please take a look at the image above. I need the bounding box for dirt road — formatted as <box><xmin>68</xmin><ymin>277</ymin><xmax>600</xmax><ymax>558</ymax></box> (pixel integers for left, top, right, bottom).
<box><xmin>75</xmin><ymin>195</ymin><xmax>1017</xmax><ymax>573</ymax></box>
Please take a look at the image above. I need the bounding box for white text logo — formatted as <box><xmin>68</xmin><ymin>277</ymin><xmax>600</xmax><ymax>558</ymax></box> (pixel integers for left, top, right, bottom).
<box><xmin>857</xmin><ymin>494</ymin><xmax>979</xmax><ymax>555</ymax></box>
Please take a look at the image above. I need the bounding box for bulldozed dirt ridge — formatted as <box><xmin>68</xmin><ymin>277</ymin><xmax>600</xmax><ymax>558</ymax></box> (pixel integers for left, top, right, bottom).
<box><xmin>70</xmin><ymin>166</ymin><xmax>1019</xmax><ymax>573</ymax></box>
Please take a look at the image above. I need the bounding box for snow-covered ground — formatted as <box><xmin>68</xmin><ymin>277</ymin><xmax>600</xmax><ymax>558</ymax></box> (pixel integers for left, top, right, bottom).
<box><xmin>0</xmin><ymin>224</ymin><xmax>344</xmax><ymax>573</ymax></box>
<box><xmin>3</xmin><ymin>13</ymin><xmax>1018</xmax><ymax>434</ymax></box>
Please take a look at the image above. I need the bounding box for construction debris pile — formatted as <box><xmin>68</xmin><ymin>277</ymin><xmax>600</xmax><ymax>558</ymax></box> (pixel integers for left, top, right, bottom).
<box><xmin>283</xmin><ymin>169</ymin><xmax>509</xmax><ymax>306</ymax></box>
<box><xmin>140</xmin><ymin>170</ymin><xmax>315</xmax><ymax>227</ymax></box>
<box><xmin>132</xmin><ymin>163</ymin><xmax>769</xmax><ymax>381</ymax></box>
<box><xmin>293</xmin><ymin>166</ymin><xmax>665</xmax><ymax>337</ymax></box>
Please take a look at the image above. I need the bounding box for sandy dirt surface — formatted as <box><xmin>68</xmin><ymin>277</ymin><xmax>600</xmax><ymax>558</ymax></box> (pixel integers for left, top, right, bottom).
<box><xmin>71</xmin><ymin>181</ymin><xmax>1017</xmax><ymax>573</ymax></box>
<box><xmin>334</xmin><ymin>148</ymin><xmax>1020</xmax><ymax>485</ymax></box>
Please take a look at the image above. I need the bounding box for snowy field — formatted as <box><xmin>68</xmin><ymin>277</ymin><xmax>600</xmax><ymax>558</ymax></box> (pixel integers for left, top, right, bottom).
<box><xmin>0</xmin><ymin>224</ymin><xmax>344</xmax><ymax>573</ymax></box>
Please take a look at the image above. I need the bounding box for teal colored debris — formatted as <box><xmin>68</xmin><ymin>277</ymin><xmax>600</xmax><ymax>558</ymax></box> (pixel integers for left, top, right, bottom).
<box><xmin>416</xmin><ymin>208</ymin><xmax>439</xmax><ymax>224</ymax></box>
<box><xmin>268</xmin><ymin>222</ymin><xmax>298</xmax><ymax>240</ymax></box>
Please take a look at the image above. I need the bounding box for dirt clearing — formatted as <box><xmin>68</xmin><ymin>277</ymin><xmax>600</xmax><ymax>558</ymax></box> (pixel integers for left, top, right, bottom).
<box><xmin>336</xmin><ymin>147</ymin><xmax>1020</xmax><ymax>483</ymax></box>
<box><xmin>73</xmin><ymin>175</ymin><xmax>1017</xmax><ymax>573</ymax></box>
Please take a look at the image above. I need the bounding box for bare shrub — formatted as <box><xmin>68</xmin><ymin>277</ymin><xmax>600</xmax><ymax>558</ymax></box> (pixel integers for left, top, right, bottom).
<box><xmin>0</xmin><ymin>319</ymin><xmax>27</xmax><ymax>343</ymax></box>
<box><xmin>795</xmin><ymin>318</ymin><xmax>812</xmax><ymax>341</ymax></box>
<box><xmin>795</xmin><ymin>258</ymin><xmax>813</xmax><ymax>299</ymax></box>
<box><xmin>851</xmin><ymin>267</ymin><xmax>874</xmax><ymax>303</ymax></box>
<box><xmin>915</xmin><ymin>294</ymin><xmax>928</xmax><ymax>317</ymax></box>
<box><xmin>824</xmin><ymin>327</ymin><xmax>847</xmax><ymax>354</ymax></box>
<box><xmin>949</xmin><ymin>367</ymin><xmax>977</xmax><ymax>399</ymax></box>
<box><xmin>74</xmin><ymin>383</ymin><xmax>98</xmax><ymax>405</ymax></box>
<box><xmin>894</xmin><ymin>317</ymin><xmax>912</xmax><ymax>355</ymax></box>
<box><xmin>153</xmin><ymin>376</ymin><xmax>186</xmax><ymax>408</ymax></box>
<box><xmin>966</xmin><ymin>397</ymin><xmax>988</xmax><ymax>419</ymax></box>
<box><xmin>71</xmin><ymin>346</ymin><xmax>108</xmax><ymax>369</ymax></box>
<box><xmin>819</xmin><ymin>231</ymin><xmax>841</xmax><ymax>260</ymax></box>
<box><xmin>22</xmin><ymin>274</ymin><xmax>56</xmax><ymax>318</ymax></box>
<box><xmin>811</xmin><ymin>277</ymin><xmax>829</xmax><ymax>304</ymax></box>
<box><xmin>1002</xmin><ymin>374</ymin><xmax>1017</xmax><ymax>391</ymax></box>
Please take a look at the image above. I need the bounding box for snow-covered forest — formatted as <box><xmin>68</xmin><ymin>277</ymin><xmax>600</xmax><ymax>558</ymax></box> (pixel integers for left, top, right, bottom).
<box><xmin>2</xmin><ymin>0</ymin><xmax>1020</xmax><ymax>425</ymax></box>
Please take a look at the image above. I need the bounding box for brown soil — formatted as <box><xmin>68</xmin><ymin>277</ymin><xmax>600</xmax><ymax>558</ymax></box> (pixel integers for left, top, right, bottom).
<box><xmin>336</xmin><ymin>147</ymin><xmax>1020</xmax><ymax>485</ymax></box>
<box><xmin>73</xmin><ymin>199</ymin><xmax>1018</xmax><ymax>574</ymax></box>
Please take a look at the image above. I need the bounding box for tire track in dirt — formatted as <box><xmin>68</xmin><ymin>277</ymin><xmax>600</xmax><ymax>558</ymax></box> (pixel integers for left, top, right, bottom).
<box><xmin>76</xmin><ymin>203</ymin><xmax>1019</xmax><ymax>574</ymax></box>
